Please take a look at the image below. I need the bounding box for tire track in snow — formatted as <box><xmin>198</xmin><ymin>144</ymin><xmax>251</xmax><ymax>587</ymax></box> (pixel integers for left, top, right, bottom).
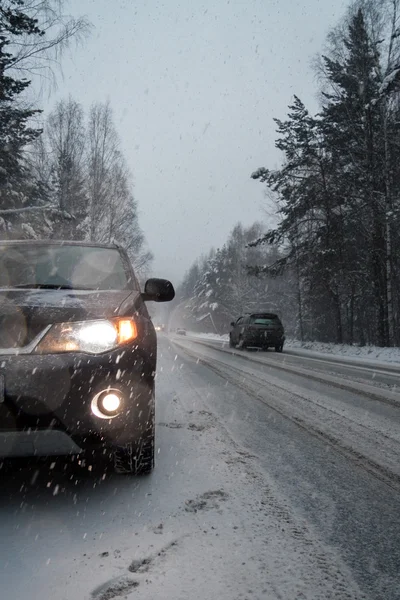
<box><xmin>89</xmin><ymin>341</ymin><xmax>373</xmax><ymax>600</ymax></box>
<box><xmin>174</xmin><ymin>340</ymin><xmax>400</xmax><ymax>493</ymax></box>
<box><xmin>179</xmin><ymin>336</ymin><xmax>400</xmax><ymax>407</ymax></box>
<box><xmin>164</xmin><ymin>351</ymin><xmax>368</xmax><ymax>600</ymax></box>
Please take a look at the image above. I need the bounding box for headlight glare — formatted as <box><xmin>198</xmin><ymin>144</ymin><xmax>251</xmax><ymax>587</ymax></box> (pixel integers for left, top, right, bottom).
<box><xmin>100</xmin><ymin>393</ymin><xmax>121</xmax><ymax>414</ymax></box>
<box><xmin>34</xmin><ymin>318</ymin><xmax>137</xmax><ymax>354</ymax></box>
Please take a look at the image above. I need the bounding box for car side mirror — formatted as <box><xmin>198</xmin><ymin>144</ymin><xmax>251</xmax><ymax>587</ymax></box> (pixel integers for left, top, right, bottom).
<box><xmin>142</xmin><ymin>278</ymin><xmax>175</xmax><ymax>302</ymax></box>
<box><xmin>230</xmin><ymin>322</ymin><xmax>235</xmax><ymax>327</ymax></box>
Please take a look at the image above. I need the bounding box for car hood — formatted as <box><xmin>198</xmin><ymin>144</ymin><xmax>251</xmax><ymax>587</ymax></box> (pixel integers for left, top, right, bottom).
<box><xmin>0</xmin><ymin>289</ymin><xmax>141</xmax><ymax>348</ymax></box>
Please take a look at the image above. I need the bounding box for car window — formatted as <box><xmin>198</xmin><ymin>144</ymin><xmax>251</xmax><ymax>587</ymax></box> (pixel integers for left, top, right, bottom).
<box><xmin>250</xmin><ymin>315</ymin><xmax>280</xmax><ymax>325</ymax></box>
<box><xmin>0</xmin><ymin>245</ymin><xmax>135</xmax><ymax>291</ymax></box>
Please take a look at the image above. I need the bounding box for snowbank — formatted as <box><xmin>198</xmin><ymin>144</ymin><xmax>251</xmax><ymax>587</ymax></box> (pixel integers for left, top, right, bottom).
<box><xmin>285</xmin><ymin>339</ymin><xmax>400</xmax><ymax>364</ymax></box>
<box><xmin>188</xmin><ymin>332</ymin><xmax>229</xmax><ymax>342</ymax></box>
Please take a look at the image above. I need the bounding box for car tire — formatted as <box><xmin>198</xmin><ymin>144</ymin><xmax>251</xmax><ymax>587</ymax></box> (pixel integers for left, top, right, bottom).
<box><xmin>113</xmin><ymin>394</ymin><xmax>155</xmax><ymax>475</ymax></box>
<box><xmin>275</xmin><ymin>343</ymin><xmax>284</xmax><ymax>353</ymax></box>
<box><xmin>114</xmin><ymin>420</ymin><xmax>155</xmax><ymax>475</ymax></box>
<box><xmin>237</xmin><ymin>336</ymin><xmax>246</xmax><ymax>350</ymax></box>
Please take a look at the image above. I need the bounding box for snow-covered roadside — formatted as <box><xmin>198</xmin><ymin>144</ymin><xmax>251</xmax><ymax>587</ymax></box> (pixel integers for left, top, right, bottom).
<box><xmin>186</xmin><ymin>332</ymin><xmax>229</xmax><ymax>343</ymax></box>
<box><xmin>285</xmin><ymin>339</ymin><xmax>400</xmax><ymax>364</ymax></box>
<box><xmin>187</xmin><ymin>332</ymin><xmax>400</xmax><ymax>365</ymax></box>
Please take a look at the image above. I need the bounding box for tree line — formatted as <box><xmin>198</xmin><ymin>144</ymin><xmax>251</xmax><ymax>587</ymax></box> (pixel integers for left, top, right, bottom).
<box><xmin>0</xmin><ymin>0</ymin><xmax>151</xmax><ymax>277</ymax></box>
<box><xmin>178</xmin><ymin>0</ymin><xmax>400</xmax><ymax>346</ymax></box>
<box><xmin>174</xmin><ymin>222</ymin><xmax>298</xmax><ymax>336</ymax></box>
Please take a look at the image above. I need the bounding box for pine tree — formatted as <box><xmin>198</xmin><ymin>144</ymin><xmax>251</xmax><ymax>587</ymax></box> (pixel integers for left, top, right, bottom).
<box><xmin>321</xmin><ymin>9</ymin><xmax>388</xmax><ymax>345</ymax></box>
<box><xmin>251</xmin><ymin>96</ymin><xmax>351</xmax><ymax>342</ymax></box>
<box><xmin>250</xmin><ymin>7</ymin><xmax>400</xmax><ymax>346</ymax></box>
<box><xmin>0</xmin><ymin>1</ymin><xmax>44</xmax><ymax>212</ymax></box>
<box><xmin>0</xmin><ymin>1</ymin><xmax>88</xmax><ymax>238</ymax></box>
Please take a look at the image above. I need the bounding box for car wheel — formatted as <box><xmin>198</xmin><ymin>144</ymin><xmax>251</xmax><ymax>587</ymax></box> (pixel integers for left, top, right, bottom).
<box><xmin>114</xmin><ymin>420</ymin><xmax>155</xmax><ymax>475</ymax></box>
<box><xmin>237</xmin><ymin>336</ymin><xmax>246</xmax><ymax>350</ymax></box>
<box><xmin>113</xmin><ymin>397</ymin><xmax>155</xmax><ymax>475</ymax></box>
<box><xmin>275</xmin><ymin>343</ymin><xmax>284</xmax><ymax>353</ymax></box>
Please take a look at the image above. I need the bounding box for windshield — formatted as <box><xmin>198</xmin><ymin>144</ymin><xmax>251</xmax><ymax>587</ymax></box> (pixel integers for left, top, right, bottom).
<box><xmin>0</xmin><ymin>245</ymin><xmax>131</xmax><ymax>290</ymax></box>
<box><xmin>250</xmin><ymin>315</ymin><xmax>280</xmax><ymax>325</ymax></box>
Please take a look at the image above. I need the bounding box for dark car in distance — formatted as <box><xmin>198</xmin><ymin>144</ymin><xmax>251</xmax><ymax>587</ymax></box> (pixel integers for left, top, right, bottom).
<box><xmin>229</xmin><ymin>313</ymin><xmax>285</xmax><ymax>352</ymax></box>
<box><xmin>0</xmin><ymin>240</ymin><xmax>174</xmax><ymax>474</ymax></box>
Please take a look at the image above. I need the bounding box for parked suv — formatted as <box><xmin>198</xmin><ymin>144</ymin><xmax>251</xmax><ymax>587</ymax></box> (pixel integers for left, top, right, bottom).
<box><xmin>0</xmin><ymin>240</ymin><xmax>174</xmax><ymax>474</ymax></box>
<box><xmin>229</xmin><ymin>313</ymin><xmax>285</xmax><ymax>352</ymax></box>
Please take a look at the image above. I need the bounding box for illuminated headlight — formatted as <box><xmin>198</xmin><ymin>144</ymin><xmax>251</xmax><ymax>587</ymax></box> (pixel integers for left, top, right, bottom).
<box><xmin>34</xmin><ymin>318</ymin><xmax>137</xmax><ymax>354</ymax></box>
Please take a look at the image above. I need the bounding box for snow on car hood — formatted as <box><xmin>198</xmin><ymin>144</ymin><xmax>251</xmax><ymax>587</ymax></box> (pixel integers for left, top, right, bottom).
<box><xmin>0</xmin><ymin>288</ymin><xmax>139</xmax><ymax>323</ymax></box>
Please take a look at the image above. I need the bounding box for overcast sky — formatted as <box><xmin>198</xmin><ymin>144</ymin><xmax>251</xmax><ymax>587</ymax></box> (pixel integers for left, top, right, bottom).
<box><xmin>48</xmin><ymin>0</ymin><xmax>348</xmax><ymax>284</ymax></box>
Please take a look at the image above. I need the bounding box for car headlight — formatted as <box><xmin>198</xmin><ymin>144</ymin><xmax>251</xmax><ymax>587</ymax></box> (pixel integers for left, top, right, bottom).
<box><xmin>34</xmin><ymin>318</ymin><xmax>138</xmax><ymax>354</ymax></box>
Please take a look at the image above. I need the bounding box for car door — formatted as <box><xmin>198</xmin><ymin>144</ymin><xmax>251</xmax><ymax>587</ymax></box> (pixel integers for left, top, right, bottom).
<box><xmin>240</xmin><ymin>316</ymin><xmax>249</xmax><ymax>339</ymax></box>
<box><xmin>232</xmin><ymin>317</ymin><xmax>244</xmax><ymax>344</ymax></box>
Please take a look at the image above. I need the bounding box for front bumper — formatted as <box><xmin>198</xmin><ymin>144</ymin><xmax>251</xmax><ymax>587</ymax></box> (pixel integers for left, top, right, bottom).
<box><xmin>0</xmin><ymin>430</ymin><xmax>82</xmax><ymax>457</ymax></box>
<box><xmin>0</xmin><ymin>343</ymin><xmax>155</xmax><ymax>456</ymax></box>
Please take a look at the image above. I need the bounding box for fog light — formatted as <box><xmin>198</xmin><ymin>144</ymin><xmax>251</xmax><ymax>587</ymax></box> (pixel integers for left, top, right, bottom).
<box><xmin>101</xmin><ymin>393</ymin><xmax>121</xmax><ymax>414</ymax></box>
<box><xmin>91</xmin><ymin>388</ymin><xmax>123</xmax><ymax>419</ymax></box>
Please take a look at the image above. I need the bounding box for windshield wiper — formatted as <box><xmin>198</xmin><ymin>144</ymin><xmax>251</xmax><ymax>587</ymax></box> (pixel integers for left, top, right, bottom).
<box><xmin>12</xmin><ymin>283</ymin><xmax>74</xmax><ymax>290</ymax></box>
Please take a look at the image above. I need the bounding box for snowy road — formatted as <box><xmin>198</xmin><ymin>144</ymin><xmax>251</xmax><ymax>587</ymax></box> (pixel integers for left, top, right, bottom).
<box><xmin>1</xmin><ymin>335</ymin><xmax>400</xmax><ymax>599</ymax></box>
<box><xmin>182</xmin><ymin>332</ymin><xmax>400</xmax><ymax>393</ymax></box>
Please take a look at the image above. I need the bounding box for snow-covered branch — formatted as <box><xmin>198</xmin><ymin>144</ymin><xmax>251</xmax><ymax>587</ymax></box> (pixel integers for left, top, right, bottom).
<box><xmin>0</xmin><ymin>205</ymin><xmax>73</xmax><ymax>219</ymax></box>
